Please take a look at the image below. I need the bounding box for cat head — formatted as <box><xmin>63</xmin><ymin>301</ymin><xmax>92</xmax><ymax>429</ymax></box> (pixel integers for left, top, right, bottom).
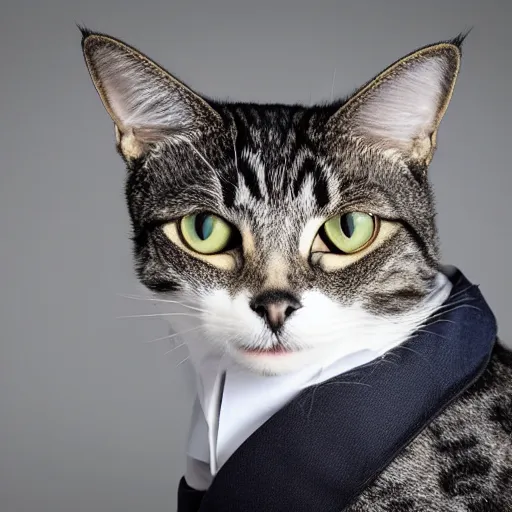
<box><xmin>81</xmin><ymin>28</ymin><xmax>463</xmax><ymax>375</ymax></box>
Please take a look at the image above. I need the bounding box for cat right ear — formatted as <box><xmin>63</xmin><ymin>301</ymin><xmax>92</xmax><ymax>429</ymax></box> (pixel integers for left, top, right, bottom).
<box><xmin>80</xmin><ymin>29</ymin><xmax>222</xmax><ymax>159</ymax></box>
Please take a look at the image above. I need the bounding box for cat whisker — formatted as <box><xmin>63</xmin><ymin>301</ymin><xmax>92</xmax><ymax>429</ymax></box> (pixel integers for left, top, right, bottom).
<box><xmin>319</xmin><ymin>379</ymin><xmax>373</xmax><ymax>389</ymax></box>
<box><xmin>424</xmin><ymin>304</ymin><xmax>482</xmax><ymax>324</ymax></box>
<box><xmin>175</xmin><ymin>355</ymin><xmax>191</xmax><ymax>367</ymax></box>
<box><xmin>414</xmin><ymin>329</ymin><xmax>450</xmax><ymax>341</ymax></box>
<box><xmin>231</xmin><ymin>125</ymin><xmax>239</xmax><ymax>172</ymax></box>
<box><xmin>182</xmin><ymin>138</ymin><xmax>217</xmax><ymax>174</ymax></box>
<box><xmin>431</xmin><ymin>296</ymin><xmax>477</xmax><ymax>313</ymax></box>
<box><xmin>117</xmin><ymin>293</ymin><xmax>211</xmax><ymax>314</ymax></box>
<box><xmin>389</xmin><ymin>344</ymin><xmax>434</xmax><ymax>369</ymax></box>
<box><xmin>425</xmin><ymin>318</ymin><xmax>457</xmax><ymax>326</ymax></box>
<box><xmin>199</xmin><ymin>321</ymin><xmax>248</xmax><ymax>332</ymax></box>
<box><xmin>442</xmin><ymin>284</ymin><xmax>476</xmax><ymax>301</ymax></box>
<box><xmin>376</xmin><ymin>355</ymin><xmax>401</xmax><ymax>367</ymax></box>
<box><xmin>116</xmin><ymin>312</ymin><xmax>202</xmax><ymax>319</ymax></box>
<box><xmin>164</xmin><ymin>342</ymin><xmax>188</xmax><ymax>356</ymax></box>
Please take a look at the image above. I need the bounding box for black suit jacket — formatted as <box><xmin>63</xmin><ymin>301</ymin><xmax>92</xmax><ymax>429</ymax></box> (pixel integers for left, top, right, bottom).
<box><xmin>177</xmin><ymin>269</ymin><xmax>496</xmax><ymax>512</ymax></box>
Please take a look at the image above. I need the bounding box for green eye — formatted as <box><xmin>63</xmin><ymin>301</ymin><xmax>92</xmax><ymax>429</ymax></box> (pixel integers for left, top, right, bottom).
<box><xmin>180</xmin><ymin>213</ymin><xmax>233</xmax><ymax>254</ymax></box>
<box><xmin>323</xmin><ymin>212</ymin><xmax>377</xmax><ymax>254</ymax></box>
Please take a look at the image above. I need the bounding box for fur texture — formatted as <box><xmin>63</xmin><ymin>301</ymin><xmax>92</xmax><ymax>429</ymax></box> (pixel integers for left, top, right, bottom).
<box><xmin>345</xmin><ymin>343</ymin><xmax>512</xmax><ymax>511</ymax></box>
<box><xmin>80</xmin><ymin>29</ymin><xmax>512</xmax><ymax>508</ymax></box>
<box><xmin>81</xmin><ymin>30</ymin><xmax>463</xmax><ymax>375</ymax></box>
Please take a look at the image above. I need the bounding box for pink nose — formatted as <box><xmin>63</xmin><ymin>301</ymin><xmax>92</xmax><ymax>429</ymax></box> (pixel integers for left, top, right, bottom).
<box><xmin>250</xmin><ymin>291</ymin><xmax>302</xmax><ymax>332</ymax></box>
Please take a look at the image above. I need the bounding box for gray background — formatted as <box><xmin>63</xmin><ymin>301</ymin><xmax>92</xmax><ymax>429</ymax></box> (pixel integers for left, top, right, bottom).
<box><xmin>1</xmin><ymin>1</ymin><xmax>510</xmax><ymax>511</ymax></box>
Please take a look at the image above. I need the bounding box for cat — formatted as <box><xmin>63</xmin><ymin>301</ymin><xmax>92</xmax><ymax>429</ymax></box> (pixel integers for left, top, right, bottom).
<box><xmin>80</xmin><ymin>27</ymin><xmax>512</xmax><ymax>511</ymax></box>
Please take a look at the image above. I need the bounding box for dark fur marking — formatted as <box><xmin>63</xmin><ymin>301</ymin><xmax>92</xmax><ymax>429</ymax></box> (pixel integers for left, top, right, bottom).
<box><xmin>490</xmin><ymin>397</ymin><xmax>512</xmax><ymax>436</ymax></box>
<box><xmin>439</xmin><ymin>456</ymin><xmax>492</xmax><ymax>497</ymax></box>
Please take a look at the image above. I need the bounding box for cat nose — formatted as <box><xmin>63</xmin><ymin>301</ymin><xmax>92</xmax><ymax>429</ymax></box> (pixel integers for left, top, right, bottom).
<box><xmin>250</xmin><ymin>290</ymin><xmax>302</xmax><ymax>332</ymax></box>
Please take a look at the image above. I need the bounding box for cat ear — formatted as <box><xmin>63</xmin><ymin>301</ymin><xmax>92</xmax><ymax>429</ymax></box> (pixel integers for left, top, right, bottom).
<box><xmin>81</xmin><ymin>29</ymin><xmax>222</xmax><ymax>159</ymax></box>
<box><xmin>327</xmin><ymin>39</ymin><xmax>463</xmax><ymax>166</ymax></box>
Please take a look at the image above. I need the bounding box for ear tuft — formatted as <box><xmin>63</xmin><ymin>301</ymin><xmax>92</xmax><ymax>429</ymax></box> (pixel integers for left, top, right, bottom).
<box><xmin>77</xmin><ymin>23</ymin><xmax>94</xmax><ymax>41</ymax></box>
<box><xmin>449</xmin><ymin>28</ymin><xmax>472</xmax><ymax>50</ymax></box>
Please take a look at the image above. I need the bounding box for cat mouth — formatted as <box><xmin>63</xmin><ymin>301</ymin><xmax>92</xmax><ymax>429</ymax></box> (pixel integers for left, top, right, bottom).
<box><xmin>238</xmin><ymin>345</ymin><xmax>295</xmax><ymax>356</ymax></box>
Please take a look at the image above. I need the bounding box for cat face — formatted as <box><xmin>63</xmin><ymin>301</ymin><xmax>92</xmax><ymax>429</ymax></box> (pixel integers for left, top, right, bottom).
<box><xmin>81</xmin><ymin>28</ymin><xmax>462</xmax><ymax>374</ymax></box>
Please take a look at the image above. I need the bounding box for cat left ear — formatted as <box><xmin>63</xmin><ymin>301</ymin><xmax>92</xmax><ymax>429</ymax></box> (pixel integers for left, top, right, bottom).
<box><xmin>81</xmin><ymin>29</ymin><xmax>222</xmax><ymax>159</ymax></box>
<box><xmin>327</xmin><ymin>39</ymin><xmax>463</xmax><ymax>166</ymax></box>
